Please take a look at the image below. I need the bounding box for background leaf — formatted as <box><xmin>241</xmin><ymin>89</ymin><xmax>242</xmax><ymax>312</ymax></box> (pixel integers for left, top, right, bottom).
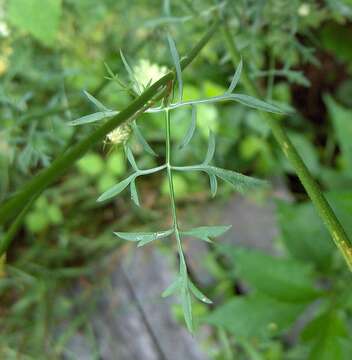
<box><xmin>302</xmin><ymin>311</ymin><xmax>351</xmax><ymax>360</ymax></box>
<box><xmin>8</xmin><ymin>0</ymin><xmax>62</xmax><ymax>46</ymax></box>
<box><xmin>222</xmin><ymin>246</ymin><xmax>319</xmax><ymax>302</ymax></box>
<box><xmin>205</xmin><ymin>294</ymin><xmax>306</xmax><ymax>338</ymax></box>
<box><xmin>324</xmin><ymin>95</ymin><xmax>352</xmax><ymax>171</ymax></box>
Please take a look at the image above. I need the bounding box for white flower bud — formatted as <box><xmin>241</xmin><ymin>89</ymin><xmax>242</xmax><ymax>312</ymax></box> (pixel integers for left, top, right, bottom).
<box><xmin>298</xmin><ymin>4</ymin><xmax>310</xmax><ymax>17</ymax></box>
<box><xmin>106</xmin><ymin>124</ymin><xmax>131</xmax><ymax>145</ymax></box>
<box><xmin>133</xmin><ymin>59</ymin><xmax>168</xmax><ymax>92</ymax></box>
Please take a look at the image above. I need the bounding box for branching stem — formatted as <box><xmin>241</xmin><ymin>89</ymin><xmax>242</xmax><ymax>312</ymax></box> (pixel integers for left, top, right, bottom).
<box><xmin>222</xmin><ymin>20</ymin><xmax>352</xmax><ymax>271</ymax></box>
<box><xmin>0</xmin><ymin>21</ymin><xmax>220</xmax><ymax>255</ymax></box>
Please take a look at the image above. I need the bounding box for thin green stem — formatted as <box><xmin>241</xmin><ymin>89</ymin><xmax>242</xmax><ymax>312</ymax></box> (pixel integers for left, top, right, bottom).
<box><xmin>222</xmin><ymin>21</ymin><xmax>352</xmax><ymax>271</ymax></box>
<box><xmin>165</xmin><ymin>109</ymin><xmax>187</xmax><ymax>274</ymax></box>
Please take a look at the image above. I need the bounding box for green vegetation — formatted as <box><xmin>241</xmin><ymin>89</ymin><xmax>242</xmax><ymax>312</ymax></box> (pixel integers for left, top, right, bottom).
<box><xmin>1</xmin><ymin>0</ymin><xmax>352</xmax><ymax>358</ymax></box>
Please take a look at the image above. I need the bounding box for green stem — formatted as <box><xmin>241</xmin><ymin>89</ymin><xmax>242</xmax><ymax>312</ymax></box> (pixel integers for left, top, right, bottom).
<box><xmin>0</xmin><ymin>21</ymin><xmax>220</xmax><ymax>242</ymax></box>
<box><xmin>165</xmin><ymin>109</ymin><xmax>187</xmax><ymax>274</ymax></box>
<box><xmin>222</xmin><ymin>21</ymin><xmax>352</xmax><ymax>271</ymax></box>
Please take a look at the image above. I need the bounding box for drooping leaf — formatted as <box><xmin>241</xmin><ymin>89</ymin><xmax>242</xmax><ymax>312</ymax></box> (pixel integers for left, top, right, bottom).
<box><xmin>132</xmin><ymin>121</ymin><xmax>157</xmax><ymax>156</ymax></box>
<box><xmin>189</xmin><ymin>281</ymin><xmax>212</xmax><ymax>304</ymax></box>
<box><xmin>97</xmin><ymin>174</ymin><xmax>136</xmax><ymax>202</ymax></box>
<box><xmin>209</xmin><ymin>166</ymin><xmax>268</xmax><ymax>193</ymax></box>
<box><xmin>83</xmin><ymin>91</ymin><xmax>109</xmax><ymax>112</ymax></box>
<box><xmin>178</xmin><ymin>106</ymin><xmax>196</xmax><ymax>149</ymax></box>
<box><xmin>124</xmin><ymin>145</ymin><xmax>139</xmax><ymax>171</ymax></box>
<box><xmin>204</xmin><ymin>130</ymin><xmax>216</xmax><ymax>164</ymax></box>
<box><xmin>130</xmin><ymin>180</ymin><xmax>140</xmax><ymax>207</ymax></box>
<box><xmin>208</xmin><ymin>172</ymin><xmax>218</xmax><ymax>197</ymax></box>
<box><xmin>205</xmin><ymin>294</ymin><xmax>306</xmax><ymax>338</ymax></box>
<box><xmin>114</xmin><ymin>228</ymin><xmax>173</xmax><ymax>247</ymax></box>
<box><xmin>162</xmin><ymin>277</ymin><xmax>183</xmax><ymax>298</ymax></box>
<box><xmin>182</xmin><ymin>225</ymin><xmax>231</xmax><ymax>243</ymax></box>
<box><xmin>181</xmin><ymin>286</ymin><xmax>193</xmax><ymax>333</ymax></box>
<box><xmin>227</xmin><ymin>58</ymin><xmax>243</xmax><ymax>93</ymax></box>
<box><xmin>223</xmin><ymin>247</ymin><xmax>320</xmax><ymax>303</ymax></box>
<box><xmin>68</xmin><ymin>111</ymin><xmax>118</xmax><ymax>126</ymax></box>
<box><xmin>167</xmin><ymin>34</ymin><xmax>183</xmax><ymax>101</ymax></box>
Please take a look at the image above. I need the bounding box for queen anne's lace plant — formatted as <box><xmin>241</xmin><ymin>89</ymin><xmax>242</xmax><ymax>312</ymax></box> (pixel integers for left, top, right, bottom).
<box><xmin>69</xmin><ymin>37</ymin><xmax>287</xmax><ymax>332</ymax></box>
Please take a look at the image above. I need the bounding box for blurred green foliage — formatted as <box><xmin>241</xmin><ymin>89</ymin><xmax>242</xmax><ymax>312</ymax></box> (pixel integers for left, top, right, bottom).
<box><xmin>1</xmin><ymin>0</ymin><xmax>352</xmax><ymax>358</ymax></box>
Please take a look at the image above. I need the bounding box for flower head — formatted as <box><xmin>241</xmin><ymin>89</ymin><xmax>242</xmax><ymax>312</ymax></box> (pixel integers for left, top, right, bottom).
<box><xmin>298</xmin><ymin>4</ymin><xmax>310</xmax><ymax>17</ymax></box>
<box><xmin>106</xmin><ymin>123</ymin><xmax>131</xmax><ymax>145</ymax></box>
<box><xmin>133</xmin><ymin>59</ymin><xmax>168</xmax><ymax>92</ymax></box>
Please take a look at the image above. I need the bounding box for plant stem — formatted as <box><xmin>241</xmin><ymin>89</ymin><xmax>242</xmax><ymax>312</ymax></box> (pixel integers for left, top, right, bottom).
<box><xmin>165</xmin><ymin>109</ymin><xmax>187</xmax><ymax>274</ymax></box>
<box><xmin>222</xmin><ymin>21</ymin><xmax>352</xmax><ymax>271</ymax></box>
<box><xmin>0</xmin><ymin>21</ymin><xmax>220</xmax><ymax>239</ymax></box>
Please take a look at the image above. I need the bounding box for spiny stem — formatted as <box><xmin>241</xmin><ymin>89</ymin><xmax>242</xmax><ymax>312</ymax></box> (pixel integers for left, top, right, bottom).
<box><xmin>222</xmin><ymin>21</ymin><xmax>352</xmax><ymax>271</ymax></box>
<box><xmin>165</xmin><ymin>109</ymin><xmax>187</xmax><ymax>274</ymax></box>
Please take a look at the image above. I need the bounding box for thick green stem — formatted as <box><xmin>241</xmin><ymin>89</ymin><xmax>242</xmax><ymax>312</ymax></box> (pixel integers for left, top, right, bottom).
<box><xmin>165</xmin><ymin>110</ymin><xmax>187</xmax><ymax>273</ymax></box>
<box><xmin>222</xmin><ymin>21</ymin><xmax>352</xmax><ymax>271</ymax></box>
<box><xmin>0</xmin><ymin>21</ymin><xmax>220</xmax><ymax>243</ymax></box>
